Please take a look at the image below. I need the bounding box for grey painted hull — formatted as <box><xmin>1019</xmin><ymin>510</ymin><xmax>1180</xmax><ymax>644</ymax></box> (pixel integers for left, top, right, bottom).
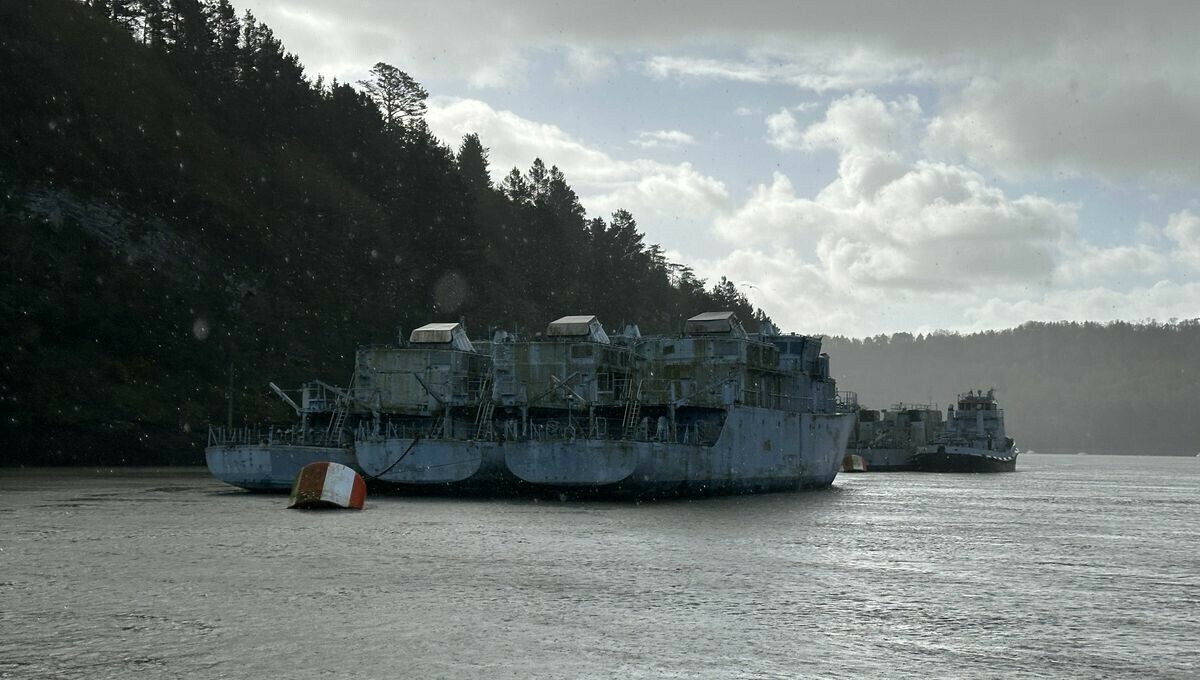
<box><xmin>356</xmin><ymin>406</ymin><xmax>854</xmax><ymax>496</ymax></box>
<box><xmin>205</xmin><ymin>444</ymin><xmax>358</xmax><ymax>491</ymax></box>
<box><xmin>851</xmin><ymin>447</ymin><xmax>915</xmax><ymax>471</ymax></box>
<box><xmin>355</xmin><ymin>438</ymin><xmax>514</xmax><ymax>490</ymax></box>
<box><xmin>507</xmin><ymin>408</ymin><xmax>853</xmax><ymax>495</ymax></box>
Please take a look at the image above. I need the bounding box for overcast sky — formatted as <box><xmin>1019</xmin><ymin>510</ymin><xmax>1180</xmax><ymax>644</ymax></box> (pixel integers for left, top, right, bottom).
<box><xmin>240</xmin><ymin>0</ymin><xmax>1199</xmax><ymax>336</ymax></box>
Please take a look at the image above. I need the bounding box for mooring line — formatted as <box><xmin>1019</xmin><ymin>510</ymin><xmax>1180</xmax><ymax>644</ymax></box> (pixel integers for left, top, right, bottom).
<box><xmin>362</xmin><ymin>436</ymin><xmax>422</xmax><ymax>481</ymax></box>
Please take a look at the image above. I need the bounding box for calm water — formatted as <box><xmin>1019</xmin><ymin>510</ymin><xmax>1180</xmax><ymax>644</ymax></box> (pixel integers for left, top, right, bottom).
<box><xmin>1</xmin><ymin>454</ymin><xmax>1198</xmax><ymax>679</ymax></box>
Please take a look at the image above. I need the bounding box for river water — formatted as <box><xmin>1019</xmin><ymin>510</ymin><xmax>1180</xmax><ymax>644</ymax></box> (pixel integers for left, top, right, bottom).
<box><xmin>2</xmin><ymin>454</ymin><xmax>1198</xmax><ymax>679</ymax></box>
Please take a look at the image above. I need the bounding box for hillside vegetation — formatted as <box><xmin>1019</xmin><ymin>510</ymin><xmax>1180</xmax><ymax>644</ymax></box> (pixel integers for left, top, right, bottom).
<box><xmin>0</xmin><ymin>0</ymin><xmax>763</xmax><ymax>464</ymax></box>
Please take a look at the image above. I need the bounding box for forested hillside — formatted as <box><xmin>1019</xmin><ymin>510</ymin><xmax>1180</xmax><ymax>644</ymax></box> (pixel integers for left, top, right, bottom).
<box><xmin>826</xmin><ymin>321</ymin><xmax>1200</xmax><ymax>455</ymax></box>
<box><xmin>0</xmin><ymin>0</ymin><xmax>764</xmax><ymax>464</ymax></box>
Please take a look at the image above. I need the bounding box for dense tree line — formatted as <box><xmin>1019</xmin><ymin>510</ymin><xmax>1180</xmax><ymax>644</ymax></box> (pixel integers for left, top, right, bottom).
<box><xmin>826</xmin><ymin>320</ymin><xmax>1200</xmax><ymax>455</ymax></box>
<box><xmin>0</xmin><ymin>0</ymin><xmax>763</xmax><ymax>464</ymax></box>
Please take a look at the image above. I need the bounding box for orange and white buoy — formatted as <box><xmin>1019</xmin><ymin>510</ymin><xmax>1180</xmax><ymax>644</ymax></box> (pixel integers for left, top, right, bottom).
<box><xmin>287</xmin><ymin>461</ymin><xmax>367</xmax><ymax>510</ymax></box>
<box><xmin>841</xmin><ymin>453</ymin><xmax>868</xmax><ymax>473</ymax></box>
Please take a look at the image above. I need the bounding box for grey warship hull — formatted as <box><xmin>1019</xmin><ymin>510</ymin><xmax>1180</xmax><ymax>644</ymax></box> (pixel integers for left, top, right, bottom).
<box><xmin>204</xmin><ymin>443</ymin><xmax>359</xmax><ymax>491</ymax></box>
<box><xmin>355</xmin><ymin>406</ymin><xmax>854</xmax><ymax>497</ymax></box>
<box><xmin>354</xmin><ymin>437</ymin><xmax>518</xmax><ymax>491</ymax></box>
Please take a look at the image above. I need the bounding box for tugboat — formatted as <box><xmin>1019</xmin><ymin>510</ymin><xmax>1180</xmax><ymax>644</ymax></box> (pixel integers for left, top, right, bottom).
<box><xmin>913</xmin><ymin>389</ymin><xmax>1017</xmax><ymax>472</ymax></box>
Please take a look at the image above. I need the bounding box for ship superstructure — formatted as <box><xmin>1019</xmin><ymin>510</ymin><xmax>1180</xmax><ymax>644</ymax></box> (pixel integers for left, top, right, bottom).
<box><xmin>913</xmin><ymin>389</ymin><xmax>1017</xmax><ymax>472</ymax></box>
<box><xmin>846</xmin><ymin>403</ymin><xmax>945</xmax><ymax>471</ymax></box>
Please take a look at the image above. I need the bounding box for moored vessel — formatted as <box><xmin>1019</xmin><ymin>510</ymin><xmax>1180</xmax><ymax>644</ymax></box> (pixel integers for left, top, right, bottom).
<box><xmin>354</xmin><ymin>312</ymin><xmax>855</xmax><ymax>496</ymax></box>
<box><xmin>213</xmin><ymin>312</ymin><xmax>857</xmax><ymax>497</ymax></box>
<box><xmin>846</xmin><ymin>403</ymin><xmax>945</xmax><ymax>471</ymax></box>
<box><xmin>205</xmin><ymin>382</ymin><xmax>365</xmax><ymax>491</ymax></box>
<box><xmin>913</xmin><ymin>389</ymin><xmax>1017</xmax><ymax>472</ymax></box>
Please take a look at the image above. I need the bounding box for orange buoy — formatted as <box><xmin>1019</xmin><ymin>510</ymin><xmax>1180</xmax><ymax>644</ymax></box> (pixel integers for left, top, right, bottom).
<box><xmin>841</xmin><ymin>454</ymin><xmax>868</xmax><ymax>473</ymax></box>
<box><xmin>287</xmin><ymin>461</ymin><xmax>367</xmax><ymax>510</ymax></box>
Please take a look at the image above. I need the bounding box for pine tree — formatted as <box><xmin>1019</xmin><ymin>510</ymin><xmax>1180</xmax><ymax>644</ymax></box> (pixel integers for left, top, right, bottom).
<box><xmin>526</xmin><ymin>158</ymin><xmax>549</xmax><ymax>203</ymax></box>
<box><xmin>210</xmin><ymin>0</ymin><xmax>240</xmax><ymax>85</ymax></box>
<box><xmin>501</xmin><ymin>167</ymin><xmax>531</xmax><ymax>204</ymax></box>
<box><xmin>357</xmin><ymin>62</ymin><xmax>428</xmax><ymax>131</ymax></box>
<box><xmin>609</xmin><ymin>209</ymin><xmax>644</xmax><ymax>261</ymax></box>
<box><xmin>140</xmin><ymin>0</ymin><xmax>167</xmax><ymax>46</ymax></box>
<box><xmin>457</xmin><ymin>133</ymin><xmax>491</xmax><ymax>195</ymax></box>
<box><xmin>91</xmin><ymin>0</ymin><xmax>140</xmax><ymax>31</ymax></box>
<box><xmin>545</xmin><ymin>166</ymin><xmax>585</xmax><ymax>228</ymax></box>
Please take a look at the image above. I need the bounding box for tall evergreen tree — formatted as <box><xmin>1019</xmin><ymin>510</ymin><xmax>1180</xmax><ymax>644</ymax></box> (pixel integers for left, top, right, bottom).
<box><xmin>457</xmin><ymin>133</ymin><xmax>491</xmax><ymax>195</ymax></box>
<box><xmin>357</xmin><ymin>62</ymin><xmax>428</xmax><ymax>131</ymax></box>
<box><xmin>92</xmin><ymin>0</ymin><xmax>140</xmax><ymax>31</ymax></box>
<box><xmin>545</xmin><ymin>166</ymin><xmax>585</xmax><ymax>227</ymax></box>
<box><xmin>527</xmin><ymin>158</ymin><xmax>549</xmax><ymax>203</ymax></box>
<box><xmin>608</xmin><ymin>209</ymin><xmax>644</xmax><ymax>260</ymax></box>
<box><xmin>501</xmin><ymin>167</ymin><xmax>532</xmax><ymax>204</ymax></box>
<box><xmin>209</xmin><ymin>0</ymin><xmax>240</xmax><ymax>85</ymax></box>
<box><xmin>139</xmin><ymin>0</ymin><xmax>167</xmax><ymax>46</ymax></box>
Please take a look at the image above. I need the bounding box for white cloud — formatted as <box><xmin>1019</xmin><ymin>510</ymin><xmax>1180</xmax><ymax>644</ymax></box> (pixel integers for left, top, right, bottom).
<box><xmin>1164</xmin><ymin>210</ymin><xmax>1200</xmax><ymax>269</ymax></box>
<box><xmin>962</xmin><ymin>281</ymin><xmax>1200</xmax><ymax>332</ymax></box>
<box><xmin>466</xmin><ymin>51</ymin><xmax>529</xmax><ymax>89</ymax></box>
<box><xmin>716</xmin><ymin>165</ymin><xmax>1072</xmax><ymax>294</ymax></box>
<box><xmin>630</xmin><ymin>130</ymin><xmax>697</xmax><ymax>149</ymax></box>
<box><xmin>425</xmin><ymin>97</ymin><xmax>730</xmax><ymax>247</ymax></box>
<box><xmin>709</xmin><ymin>91</ymin><xmax>1200</xmax><ymax>334</ymax></box>
<box><xmin>764</xmin><ymin>109</ymin><xmax>802</xmax><ymax>150</ymax></box>
<box><xmin>557</xmin><ymin>47</ymin><xmax>616</xmax><ymax>85</ymax></box>
<box><xmin>925</xmin><ymin>76</ymin><xmax>1200</xmax><ymax>183</ymax></box>
<box><xmin>799</xmin><ymin>92</ymin><xmax>921</xmax><ymax>155</ymax></box>
<box><xmin>1053</xmin><ymin>244</ymin><xmax>1170</xmax><ymax>287</ymax></box>
<box><xmin>710</xmin><ymin>92</ymin><xmax>1097</xmax><ymax>333</ymax></box>
<box><xmin>644</xmin><ymin>45</ymin><xmax>953</xmax><ymax>92</ymax></box>
<box><xmin>242</xmin><ymin>1</ymin><xmax>1200</xmax><ymax>183</ymax></box>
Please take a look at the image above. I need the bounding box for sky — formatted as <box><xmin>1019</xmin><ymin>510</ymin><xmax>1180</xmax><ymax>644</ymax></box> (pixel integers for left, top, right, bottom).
<box><xmin>240</xmin><ymin>0</ymin><xmax>1199</xmax><ymax>336</ymax></box>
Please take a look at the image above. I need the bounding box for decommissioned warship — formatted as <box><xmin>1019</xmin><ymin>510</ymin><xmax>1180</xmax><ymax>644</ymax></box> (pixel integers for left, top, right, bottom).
<box><xmin>912</xmin><ymin>389</ymin><xmax>1018</xmax><ymax>472</ymax></box>
<box><xmin>204</xmin><ymin>381</ymin><xmax>362</xmax><ymax>491</ymax></box>
<box><xmin>206</xmin><ymin>312</ymin><xmax>857</xmax><ymax>496</ymax></box>
<box><xmin>845</xmin><ymin>403</ymin><xmax>945</xmax><ymax>471</ymax></box>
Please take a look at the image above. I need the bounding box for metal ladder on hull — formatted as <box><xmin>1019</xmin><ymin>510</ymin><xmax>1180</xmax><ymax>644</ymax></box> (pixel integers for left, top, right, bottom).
<box><xmin>322</xmin><ymin>374</ymin><xmax>355</xmax><ymax>446</ymax></box>
<box><xmin>474</xmin><ymin>374</ymin><xmax>494</xmax><ymax>440</ymax></box>
<box><xmin>621</xmin><ymin>379</ymin><xmax>643</xmax><ymax>441</ymax></box>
